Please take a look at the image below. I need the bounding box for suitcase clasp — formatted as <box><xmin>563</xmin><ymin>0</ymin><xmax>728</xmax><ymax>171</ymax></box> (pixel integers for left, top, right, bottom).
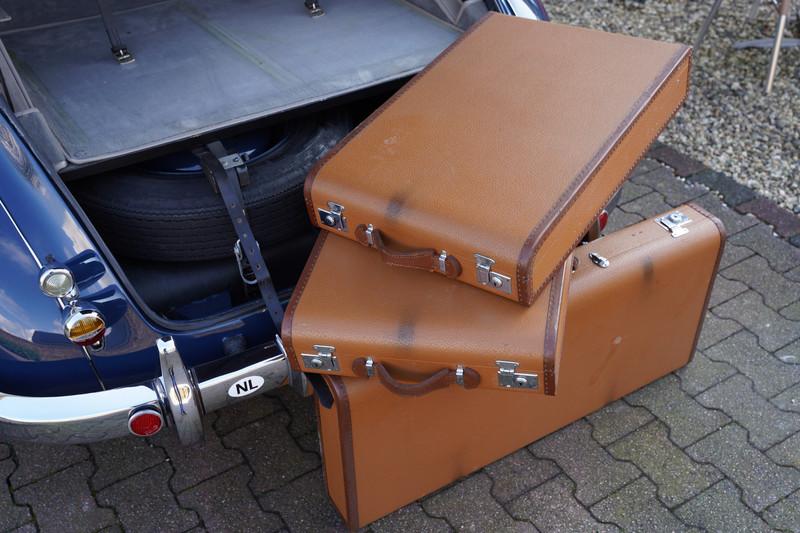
<box><xmin>318</xmin><ymin>201</ymin><xmax>348</xmax><ymax>232</ymax></box>
<box><xmin>496</xmin><ymin>361</ymin><xmax>539</xmax><ymax>390</ymax></box>
<box><xmin>656</xmin><ymin>211</ymin><xmax>691</xmax><ymax>238</ymax></box>
<box><xmin>474</xmin><ymin>254</ymin><xmax>512</xmax><ymax>294</ymax></box>
<box><xmin>301</xmin><ymin>345</ymin><xmax>340</xmax><ymax>372</ymax></box>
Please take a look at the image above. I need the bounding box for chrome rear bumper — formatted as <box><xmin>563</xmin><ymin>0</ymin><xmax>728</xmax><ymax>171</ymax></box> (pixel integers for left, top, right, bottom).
<box><xmin>0</xmin><ymin>336</ymin><xmax>290</xmax><ymax>445</ymax></box>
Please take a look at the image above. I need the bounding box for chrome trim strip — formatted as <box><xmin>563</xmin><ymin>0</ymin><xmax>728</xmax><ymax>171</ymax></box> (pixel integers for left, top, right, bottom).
<box><xmin>0</xmin><ymin>196</ymin><xmax>42</xmax><ymax>269</ymax></box>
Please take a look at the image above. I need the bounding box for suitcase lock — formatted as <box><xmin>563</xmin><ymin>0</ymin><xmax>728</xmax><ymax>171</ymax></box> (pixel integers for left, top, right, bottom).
<box><xmin>474</xmin><ymin>254</ymin><xmax>512</xmax><ymax>294</ymax></box>
<box><xmin>301</xmin><ymin>345</ymin><xmax>340</xmax><ymax>371</ymax></box>
<box><xmin>318</xmin><ymin>201</ymin><xmax>348</xmax><ymax>232</ymax></box>
<box><xmin>496</xmin><ymin>361</ymin><xmax>539</xmax><ymax>390</ymax></box>
<box><xmin>656</xmin><ymin>211</ymin><xmax>691</xmax><ymax>238</ymax></box>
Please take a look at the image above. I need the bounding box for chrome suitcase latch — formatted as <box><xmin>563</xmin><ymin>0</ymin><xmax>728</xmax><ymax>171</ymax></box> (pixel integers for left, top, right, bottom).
<box><xmin>656</xmin><ymin>211</ymin><xmax>691</xmax><ymax>238</ymax></box>
<box><xmin>318</xmin><ymin>201</ymin><xmax>347</xmax><ymax>232</ymax></box>
<box><xmin>496</xmin><ymin>360</ymin><xmax>538</xmax><ymax>389</ymax></box>
<box><xmin>474</xmin><ymin>254</ymin><xmax>512</xmax><ymax>294</ymax></box>
<box><xmin>301</xmin><ymin>345</ymin><xmax>340</xmax><ymax>371</ymax></box>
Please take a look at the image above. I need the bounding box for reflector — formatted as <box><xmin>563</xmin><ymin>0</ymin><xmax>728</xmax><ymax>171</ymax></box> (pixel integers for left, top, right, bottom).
<box><xmin>128</xmin><ymin>409</ymin><xmax>164</xmax><ymax>437</ymax></box>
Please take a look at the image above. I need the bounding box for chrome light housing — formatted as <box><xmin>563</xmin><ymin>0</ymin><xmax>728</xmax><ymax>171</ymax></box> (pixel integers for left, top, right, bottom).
<box><xmin>39</xmin><ymin>267</ymin><xmax>77</xmax><ymax>299</ymax></box>
<box><xmin>63</xmin><ymin>305</ymin><xmax>106</xmax><ymax>346</ymax></box>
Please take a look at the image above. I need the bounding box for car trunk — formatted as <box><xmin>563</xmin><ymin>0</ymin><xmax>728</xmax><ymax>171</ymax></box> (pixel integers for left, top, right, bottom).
<box><xmin>0</xmin><ymin>0</ymin><xmax>486</xmax><ymax>323</ymax></box>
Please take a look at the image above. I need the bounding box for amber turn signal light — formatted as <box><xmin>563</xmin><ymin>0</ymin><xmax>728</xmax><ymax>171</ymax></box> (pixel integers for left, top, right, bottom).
<box><xmin>63</xmin><ymin>306</ymin><xmax>106</xmax><ymax>346</ymax></box>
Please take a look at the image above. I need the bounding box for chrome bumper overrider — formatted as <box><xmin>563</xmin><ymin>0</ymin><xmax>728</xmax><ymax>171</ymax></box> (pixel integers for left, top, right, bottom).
<box><xmin>0</xmin><ymin>336</ymin><xmax>290</xmax><ymax>445</ymax></box>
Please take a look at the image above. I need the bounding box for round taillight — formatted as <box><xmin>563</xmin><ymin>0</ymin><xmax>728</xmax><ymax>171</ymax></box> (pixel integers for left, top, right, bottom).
<box><xmin>39</xmin><ymin>267</ymin><xmax>76</xmax><ymax>299</ymax></box>
<box><xmin>128</xmin><ymin>409</ymin><xmax>164</xmax><ymax>437</ymax></box>
<box><xmin>63</xmin><ymin>307</ymin><xmax>106</xmax><ymax>346</ymax></box>
<box><xmin>598</xmin><ymin>210</ymin><xmax>609</xmax><ymax>232</ymax></box>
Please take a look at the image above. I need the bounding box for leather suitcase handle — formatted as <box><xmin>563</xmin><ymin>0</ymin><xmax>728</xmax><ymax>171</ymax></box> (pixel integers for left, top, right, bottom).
<box><xmin>354</xmin><ymin>224</ymin><xmax>461</xmax><ymax>279</ymax></box>
<box><xmin>352</xmin><ymin>357</ymin><xmax>479</xmax><ymax>396</ymax></box>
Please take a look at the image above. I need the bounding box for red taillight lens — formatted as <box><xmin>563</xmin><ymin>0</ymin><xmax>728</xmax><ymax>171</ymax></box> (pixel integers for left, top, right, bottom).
<box><xmin>128</xmin><ymin>409</ymin><xmax>164</xmax><ymax>437</ymax></box>
<box><xmin>598</xmin><ymin>209</ymin><xmax>609</xmax><ymax>232</ymax></box>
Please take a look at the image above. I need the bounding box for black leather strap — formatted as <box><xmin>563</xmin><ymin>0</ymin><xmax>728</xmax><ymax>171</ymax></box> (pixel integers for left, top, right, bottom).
<box><xmin>195</xmin><ymin>141</ymin><xmax>284</xmax><ymax>330</ymax></box>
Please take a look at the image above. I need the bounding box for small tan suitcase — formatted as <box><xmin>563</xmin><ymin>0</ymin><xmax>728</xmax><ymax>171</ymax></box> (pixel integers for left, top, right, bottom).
<box><xmin>314</xmin><ymin>204</ymin><xmax>725</xmax><ymax>529</ymax></box>
<box><xmin>282</xmin><ymin>231</ymin><xmax>571</xmax><ymax>395</ymax></box>
<box><xmin>304</xmin><ymin>13</ymin><xmax>691</xmax><ymax>304</ymax></box>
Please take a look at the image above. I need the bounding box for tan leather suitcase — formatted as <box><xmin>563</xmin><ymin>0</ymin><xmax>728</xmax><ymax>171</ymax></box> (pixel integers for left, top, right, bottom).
<box><xmin>304</xmin><ymin>13</ymin><xmax>691</xmax><ymax>305</ymax></box>
<box><xmin>282</xmin><ymin>232</ymin><xmax>571</xmax><ymax>395</ymax></box>
<box><xmin>314</xmin><ymin>204</ymin><xmax>724</xmax><ymax>529</ymax></box>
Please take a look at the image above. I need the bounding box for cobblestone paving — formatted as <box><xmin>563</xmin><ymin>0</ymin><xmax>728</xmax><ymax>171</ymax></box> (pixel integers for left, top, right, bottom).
<box><xmin>2</xmin><ymin>157</ymin><xmax>799</xmax><ymax>532</ymax></box>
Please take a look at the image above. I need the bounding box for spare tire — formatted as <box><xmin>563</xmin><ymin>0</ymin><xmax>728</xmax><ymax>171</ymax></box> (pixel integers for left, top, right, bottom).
<box><xmin>72</xmin><ymin>111</ymin><xmax>351</xmax><ymax>262</ymax></box>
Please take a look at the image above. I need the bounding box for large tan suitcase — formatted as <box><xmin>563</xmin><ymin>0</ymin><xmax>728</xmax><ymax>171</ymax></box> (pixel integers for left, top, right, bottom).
<box><xmin>282</xmin><ymin>232</ymin><xmax>571</xmax><ymax>395</ymax></box>
<box><xmin>304</xmin><ymin>13</ymin><xmax>691</xmax><ymax>304</ymax></box>
<box><xmin>315</xmin><ymin>204</ymin><xmax>724</xmax><ymax>529</ymax></box>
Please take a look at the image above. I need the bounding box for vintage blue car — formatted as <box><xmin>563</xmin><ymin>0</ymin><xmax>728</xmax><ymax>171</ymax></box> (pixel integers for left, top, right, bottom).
<box><xmin>0</xmin><ymin>0</ymin><xmax>550</xmax><ymax>445</ymax></box>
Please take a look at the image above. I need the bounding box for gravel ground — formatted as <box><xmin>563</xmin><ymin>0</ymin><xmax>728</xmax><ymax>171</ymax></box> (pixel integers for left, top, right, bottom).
<box><xmin>545</xmin><ymin>0</ymin><xmax>799</xmax><ymax>212</ymax></box>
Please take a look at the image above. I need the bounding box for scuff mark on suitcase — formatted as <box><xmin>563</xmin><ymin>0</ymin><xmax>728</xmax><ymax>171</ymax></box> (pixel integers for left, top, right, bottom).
<box><xmin>397</xmin><ymin>315</ymin><xmax>416</xmax><ymax>347</ymax></box>
<box><xmin>386</xmin><ymin>192</ymin><xmax>409</xmax><ymax>221</ymax></box>
<box><xmin>642</xmin><ymin>256</ymin><xmax>655</xmax><ymax>282</ymax></box>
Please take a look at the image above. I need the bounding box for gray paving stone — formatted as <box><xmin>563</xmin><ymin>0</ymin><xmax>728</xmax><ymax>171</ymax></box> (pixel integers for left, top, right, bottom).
<box><xmin>767</xmin><ymin>431</ymin><xmax>800</xmax><ymax>468</ymax></box>
<box><xmin>213</xmin><ymin>393</ymin><xmax>283</xmax><ymax>435</ymax></box>
<box><xmin>729</xmin><ymin>224</ymin><xmax>800</xmax><ymax>273</ymax></box>
<box><xmin>704</xmin><ymin>331</ymin><xmax>800</xmax><ymax>397</ymax></box>
<box><xmin>423</xmin><ymin>473</ymin><xmax>534</xmax><ymax>532</ymax></box>
<box><xmin>688</xmin><ymin>169</ymin><xmax>756</xmax><ymax>207</ymax></box>
<box><xmin>626</xmin><ymin>375</ymin><xmax>730</xmax><ymax>447</ymax></box>
<box><xmin>787</xmin><ymin>265</ymin><xmax>800</xmax><ymax>283</ymax></box>
<box><xmin>259</xmin><ymin>469</ymin><xmax>346</xmax><ymax>532</ymax></box>
<box><xmin>150</xmin><ymin>414</ymin><xmax>243</xmax><ymax>493</ymax></box>
<box><xmin>529</xmin><ymin>420</ymin><xmax>640</xmax><ymax>506</ymax></box>
<box><xmin>630</xmin><ymin>166</ymin><xmax>706</xmax><ymax>206</ymax></box>
<box><xmin>714</xmin><ymin>291</ymin><xmax>800</xmax><ymax>352</ymax></box>
<box><xmin>631</xmin><ymin>157</ymin><xmax>663</xmax><ymax>176</ymax></box>
<box><xmin>777</xmin><ymin>338</ymin><xmax>800</xmax><ymax>365</ymax></box>
<box><xmin>586</xmin><ymin>400</ymin><xmax>654</xmax><ymax>446</ymax></box>
<box><xmin>297</xmin><ymin>428</ymin><xmax>321</xmax><ymax>455</ymax></box>
<box><xmin>708</xmin><ymin>275</ymin><xmax>748</xmax><ymax>308</ymax></box>
<box><xmin>605</xmin><ymin>209</ymin><xmax>644</xmax><ymax>233</ymax></box>
<box><xmin>0</xmin><ymin>443</ymin><xmax>9</xmax><ymax>461</ymax></box>
<box><xmin>223</xmin><ymin>411</ymin><xmax>319</xmax><ymax>494</ymax></box>
<box><xmin>690</xmin><ymin>193</ymin><xmax>760</xmax><ymax>236</ymax></box>
<box><xmin>719</xmin><ymin>243</ymin><xmax>755</xmax><ymax>269</ymax></box>
<box><xmin>484</xmin><ymin>449</ymin><xmax>560</xmax><ymax>503</ymax></box>
<box><xmin>608</xmin><ymin>421</ymin><xmax>722</xmax><ymax>507</ymax></box>
<box><xmin>97</xmin><ymin>463</ymin><xmax>199</xmax><ymax>533</ymax></box>
<box><xmin>590</xmin><ymin>477</ymin><xmax>688</xmax><ymax>533</ymax></box>
<box><xmin>15</xmin><ymin>461</ymin><xmax>115</xmax><ymax>533</ymax></box>
<box><xmin>0</xmin><ymin>459</ymin><xmax>31</xmax><ymax>531</ymax></box>
<box><xmin>270</xmin><ymin>387</ymin><xmax>317</xmax><ymax>438</ymax></box>
<box><xmin>722</xmin><ymin>255</ymin><xmax>800</xmax><ymax>310</ymax></box>
<box><xmin>9</xmin><ymin>442</ymin><xmax>89</xmax><ymax>488</ymax></box>
<box><xmin>773</xmin><ymin>383</ymin><xmax>800</xmax><ymax>413</ymax></box>
<box><xmin>618</xmin><ymin>191</ymin><xmax>672</xmax><ymax>219</ymax></box>
<box><xmin>8</xmin><ymin>523</ymin><xmax>37</xmax><ymax>533</ymax></box>
<box><xmin>674</xmin><ymin>351</ymin><xmax>737</xmax><ymax>396</ymax></box>
<box><xmin>674</xmin><ymin>480</ymin><xmax>772</xmax><ymax>532</ymax></box>
<box><xmin>697</xmin><ymin>375</ymin><xmax>800</xmax><ymax>450</ymax></box>
<box><xmin>508</xmin><ymin>474</ymin><xmax>618</xmax><ymax>533</ymax></box>
<box><xmin>696</xmin><ymin>312</ymin><xmax>742</xmax><ymax>351</ymax></box>
<box><xmin>763</xmin><ymin>489</ymin><xmax>800</xmax><ymax>532</ymax></box>
<box><xmin>90</xmin><ymin>437</ymin><xmax>166</xmax><ymax>491</ymax></box>
<box><xmin>371</xmin><ymin>503</ymin><xmax>452</xmax><ymax>533</ymax></box>
<box><xmin>178</xmin><ymin>464</ymin><xmax>283</xmax><ymax>533</ymax></box>
<box><xmin>686</xmin><ymin>424</ymin><xmax>800</xmax><ymax>512</ymax></box>
<box><xmin>618</xmin><ymin>180</ymin><xmax>652</xmax><ymax>204</ymax></box>
<box><xmin>781</xmin><ymin>300</ymin><xmax>800</xmax><ymax>321</ymax></box>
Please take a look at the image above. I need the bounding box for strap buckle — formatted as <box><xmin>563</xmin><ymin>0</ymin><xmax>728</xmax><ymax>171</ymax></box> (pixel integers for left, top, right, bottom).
<box><xmin>234</xmin><ymin>239</ymin><xmax>260</xmax><ymax>286</ymax></box>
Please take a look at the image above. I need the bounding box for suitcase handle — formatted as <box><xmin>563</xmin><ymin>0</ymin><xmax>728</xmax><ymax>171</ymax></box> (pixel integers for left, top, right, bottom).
<box><xmin>352</xmin><ymin>357</ymin><xmax>480</xmax><ymax>396</ymax></box>
<box><xmin>354</xmin><ymin>224</ymin><xmax>462</xmax><ymax>279</ymax></box>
